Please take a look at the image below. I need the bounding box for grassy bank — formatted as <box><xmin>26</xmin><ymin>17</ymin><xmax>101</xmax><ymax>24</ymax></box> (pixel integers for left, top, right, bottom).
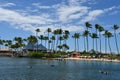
<box><xmin>29</xmin><ymin>51</ymin><xmax>66</xmax><ymax>58</ymax></box>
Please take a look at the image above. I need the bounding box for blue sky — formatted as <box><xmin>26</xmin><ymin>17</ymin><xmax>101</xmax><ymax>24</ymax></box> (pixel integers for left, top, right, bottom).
<box><xmin>0</xmin><ymin>0</ymin><xmax>120</xmax><ymax>53</ymax></box>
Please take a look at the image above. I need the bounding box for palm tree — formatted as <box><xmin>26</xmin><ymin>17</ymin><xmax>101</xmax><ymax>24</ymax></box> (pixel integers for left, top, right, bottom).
<box><xmin>14</xmin><ymin>37</ymin><xmax>24</xmax><ymax>48</ymax></box>
<box><xmin>85</xmin><ymin>22</ymin><xmax>92</xmax><ymax>52</ymax></box>
<box><xmin>95</xmin><ymin>24</ymin><xmax>99</xmax><ymax>52</ymax></box>
<box><xmin>46</xmin><ymin>28</ymin><xmax>52</xmax><ymax>51</ymax></box>
<box><xmin>103</xmin><ymin>30</ymin><xmax>108</xmax><ymax>54</ymax></box>
<box><xmin>76</xmin><ymin>33</ymin><xmax>80</xmax><ymax>52</ymax></box>
<box><xmin>39</xmin><ymin>35</ymin><xmax>44</xmax><ymax>45</ymax></box>
<box><xmin>35</xmin><ymin>28</ymin><xmax>40</xmax><ymax>36</ymax></box>
<box><xmin>48</xmin><ymin>40</ymin><xmax>52</xmax><ymax>51</ymax></box>
<box><xmin>53</xmin><ymin>30</ymin><xmax>58</xmax><ymax>51</ymax></box>
<box><xmin>43</xmin><ymin>36</ymin><xmax>48</xmax><ymax>48</ymax></box>
<box><xmin>113</xmin><ymin>24</ymin><xmax>119</xmax><ymax>54</ymax></box>
<box><xmin>90</xmin><ymin>33</ymin><xmax>98</xmax><ymax>51</ymax></box>
<box><xmin>82</xmin><ymin>31</ymin><xmax>86</xmax><ymax>52</ymax></box>
<box><xmin>98</xmin><ymin>26</ymin><xmax>104</xmax><ymax>53</ymax></box>
<box><xmin>35</xmin><ymin>28</ymin><xmax>40</xmax><ymax>51</ymax></box>
<box><xmin>56</xmin><ymin>29</ymin><xmax>63</xmax><ymax>51</ymax></box>
<box><xmin>50</xmin><ymin>36</ymin><xmax>55</xmax><ymax>51</ymax></box>
<box><xmin>72</xmin><ymin>33</ymin><xmax>80</xmax><ymax>52</ymax></box>
<box><xmin>106</xmin><ymin>31</ymin><xmax>113</xmax><ymax>54</ymax></box>
<box><xmin>63</xmin><ymin>30</ymin><xmax>70</xmax><ymax>44</ymax></box>
<box><xmin>62</xmin><ymin>44</ymin><xmax>69</xmax><ymax>52</ymax></box>
<box><xmin>58</xmin><ymin>29</ymin><xmax>63</xmax><ymax>45</ymax></box>
<box><xmin>63</xmin><ymin>34</ymin><xmax>69</xmax><ymax>44</ymax></box>
<box><xmin>57</xmin><ymin>45</ymin><xmax>62</xmax><ymax>51</ymax></box>
<box><xmin>2</xmin><ymin>40</ymin><xmax>6</xmax><ymax>48</ymax></box>
<box><xmin>6</xmin><ymin>40</ymin><xmax>12</xmax><ymax>48</ymax></box>
<box><xmin>27</xmin><ymin>35</ymin><xmax>38</xmax><ymax>45</ymax></box>
<box><xmin>83</xmin><ymin>30</ymin><xmax>89</xmax><ymax>52</ymax></box>
<box><xmin>72</xmin><ymin>33</ymin><xmax>77</xmax><ymax>51</ymax></box>
<box><xmin>58</xmin><ymin>36</ymin><xmax>63</xmax><ymax>51</ymax></box>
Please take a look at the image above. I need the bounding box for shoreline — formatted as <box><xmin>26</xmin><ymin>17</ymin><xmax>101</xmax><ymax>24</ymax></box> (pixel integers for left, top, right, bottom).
<box><xmin>63</xmin><ymin>57</ymin><xmax>120</xmax><ymax>63</ymax></box>
<box><xmin>0</xmin><ymin>55</ymin><xmax>120</xmax><ymax>63</ymax></box>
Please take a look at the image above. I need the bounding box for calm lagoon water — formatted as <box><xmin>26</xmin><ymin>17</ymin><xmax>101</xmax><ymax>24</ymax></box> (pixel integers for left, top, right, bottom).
<box><xmin>0</xmin><ymin>57</ymin><xmax>120</xmax><ymax>80</ymax></box>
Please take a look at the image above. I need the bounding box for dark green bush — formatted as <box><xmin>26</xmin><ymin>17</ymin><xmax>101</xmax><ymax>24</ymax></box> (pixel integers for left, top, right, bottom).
<box><xmin>29</xmin><ymin>52</ymin><xmax>44</xmax><ymax>58</ymax></box>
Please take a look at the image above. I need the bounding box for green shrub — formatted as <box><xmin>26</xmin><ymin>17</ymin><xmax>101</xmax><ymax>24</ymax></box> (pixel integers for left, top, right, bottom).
<box><xmin>29</xmin><ymin>52</ymin><xmax>44</xmax><ymax>58</ymax></box>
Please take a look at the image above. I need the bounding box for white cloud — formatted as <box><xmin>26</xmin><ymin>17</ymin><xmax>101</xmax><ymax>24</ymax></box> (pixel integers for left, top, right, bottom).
<box><xmin>104</xmin><ymin>6</ymin><xmax>116</xmax><ymax>12</ymax></box>
<box><xmin>32</xmin><ymin>3</ymin><xmax>51</xmax><ymax>9</ymax></box>
<box><xmin>0</xmin><ymin>0</ymin><xmax>118</xmax><ymax>35</ymax></box>
<box><xmin>61</xmin><ymin>25</ymin><xmax>84</xmax><ymax>32</ymax></box>
<box><xmin>0</xmin><ymin>8</ymin><xmax>54</xmax><ymax>24</ymax></box>
<box><xmin>80</xmin><ymin>10</ymin><xmax>104</xmax><ymax>23</ymax></box>
<box><xmin>0</xmin><ymin>3</ymin><xmax>16</xmax><ymax>7</ymax></box>
<box><xmin>57</xmin><ymin>5</ymin><xmax>89</xmax><ymax>22</ymax></box>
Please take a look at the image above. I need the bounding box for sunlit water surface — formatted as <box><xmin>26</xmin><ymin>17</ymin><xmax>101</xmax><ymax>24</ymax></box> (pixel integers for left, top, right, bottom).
<box><xmin>0</xmin><ymin>57</ymin><xmax>120</xmax><ymax>80</ymax></box>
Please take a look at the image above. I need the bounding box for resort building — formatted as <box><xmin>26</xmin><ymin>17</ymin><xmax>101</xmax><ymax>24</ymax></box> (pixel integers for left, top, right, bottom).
<box><xmin>23</xmin><ymin>43</ymin><xmax>47</xmax><ymax>52</ymax></box>
<box><xmin>70</xmin><ymin>52</ymin><xmax>80</xmax><ymax>58</ymax></box>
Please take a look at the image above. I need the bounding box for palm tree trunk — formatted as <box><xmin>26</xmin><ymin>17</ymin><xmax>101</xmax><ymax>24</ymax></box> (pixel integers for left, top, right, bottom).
<box><xmin>105</xmin><ymin>37</ymin><xmax>107</xmax><ymax>54</ymax></box>
<box><xmin>48</xmin><ymin>33</ymin><xmax>50</xmax><ymax>51</ymax></box>
<box><xmin>77</xmin><ymin>38</ymin><xmax>79</xmax><ymax>52</ymax></box>
<box><xmin>45</xmin><ymin>40</ymin><xmax>47</xmax><ymax>48</ymax></box>
<box><xmin>75</xmin><ymin>38</ymin><xmax>76</xmax><ymax>51</ymax></box>
<box><xmin>114</xmin><ymin>31</ymin><xmax>119</xmax><ymax>54</ymax></box>
<box><xmin>96</xmin><ymin>29</ymin><xmax>98</xmax><ymax>52</ymax></box>
<box><xmin>83</xmin><ymin>37</ymin><xmax>86</xmax><ymax>52</ymax></box>
<box><xmin>55</xmin><ymin>35</ymin><xmax>59</xmax><ymax>52</ymax></box>
<box><xmin>36</xmin><ymin>32</ymin><xmax>38</xmax><ymax>52</ymax></box>
<box><xmin>93</xmin><ymin>38</ymin><xmax>94</xmax><ymax>50</ymax></box>
<box><xmin>53</xmin><ymin>40</ymin><xmax>55</xmax><ymax>52</ymax></box>
<box><xmin>108</xmin><ymin>38</ymin><xmax>112</xmax><ymax>54</ymax></box>
<box><xmin>86</xmin><ymin>36</ymin><xmax>89</xmax><ymax>52</ymax></box>
<box><xmin>41</xmin><ymin>39</ymin><xmax>42</xmax><ymax>45</ymax></box>
<box><xmin>99</xmin><ymin>32</ymin><xmax>102</xmax><ymax>53</ymax></box>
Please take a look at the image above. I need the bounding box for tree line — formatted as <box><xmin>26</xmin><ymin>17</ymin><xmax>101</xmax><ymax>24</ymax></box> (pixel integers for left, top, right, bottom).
<box><xmin>0</xmin><ymin>22</ymin><xmax>120</xmax><ymax>54</ymax></box>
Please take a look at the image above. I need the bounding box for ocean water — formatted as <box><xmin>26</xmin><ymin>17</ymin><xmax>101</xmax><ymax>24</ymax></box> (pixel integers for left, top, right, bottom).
<box><xmin>0</xmin><ymin>57</ymin><xmax>120</xmax><ymax>80</ymax></box>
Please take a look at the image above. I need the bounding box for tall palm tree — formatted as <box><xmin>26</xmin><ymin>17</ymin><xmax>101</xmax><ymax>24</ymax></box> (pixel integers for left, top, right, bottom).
<box><xmin>53</xmin><ymin>30</ymin><xmax>58</xmax><ymax>51</ymax></box>
<box><xmin>113</xmin><ymin>24</ymin><xmax>119</xmax><ymax>54</ymax></box>
<box><xmin>76</xmin><ymin>33</ymin><xmax>80</xmax><ymax>52</ymax></box>
<box><xmin>6</xmin><ymin>40</ymin><xmax>12</xmax><ymax>48</ymax></box>
<box><xmin>63</xmin><ymin>30</ymin><xmax>70</xmax><ymax>44</ymax></box>
<box><xmin>43</xmin><ymin>36</ymin><xmax>48</xmax><ymax>48</ymax></box>
<box><xmin>95</xmin><ymin>24</ymin><xmax>99</xmax><ymax>52</ymax></box>
<box><xmin>62</xmin><ymin>44</ymin><xmax>69</xmax><ymax>52</ymax></box>
<box><xmin>57</xmin><ymin>29</ymin><xmax>63</xmax><ymax>51</ymax></box>
<box><xmin>35</xmin><ymin>28</ymin><xmax>40</xmax><ymax>51</ymax></box>
<box><xmin>39</xmin><ymin>35</ymin><xmax>44</xmax><ymax>45</ymax></box>
<box><xmin>63</xmin><ymin>34</ymin><xmax>69</xmax><ymax>44</ymax></box>
<box><xmin>27</xmin><ymin>35</ymin><xmax>38</xmax><ymax>45</ymax></box>
<box><xmin>72</xmin><ymin>33</ymin><xmax>80</xmax><ymax>52</ymax></box>
<box><xmin>35</xmin><ymin>28</ymin><xmax>40</xmax><ymax>36</ymax></box>
<box><xmin>14</xmin><ymin>37</ymin><xmax>24</xmax><ymax>48</ymax></box>
<box><xmin>2</xmin><ymin>40</ymin><xmax>6</xmax><ymax>48</ymax></box>
<box><xmin>82</xmin><ymin>31</ymin><xmax>86</xmax><ymax>52</ymax></box>
<box><xmin>83</xmin><ymin>30</ymin><xmax>89</xmax><ymax>52</ymax></box>
<box><xmin>85</xmin><ymin>22</ymin><xmax>92</xmax><ymax>52</ymax></box>
<box><xmin>103</xmin><ymin>30</ymin><xmax>108</xmax><ymax>54</ymax></box>
<box><xmin>46</xmin><ymin>28</ymin><xmax>52</xmax><ymax>51</ymax></box>
<box><xmin>50</xmin><ymin>36</ymin><xmax>55</xmax><ymax>51</ymax></box>
<box><xmin>90</xmin><ymin>33</ymin><xmax>98</xmax><ymax>51</ymax></box>
<box><xmin>106</xmin><ymin>31</ymin><xmax>113</xmax><ymax>54</ymax></box>
<box><xmin>72</xmin><ymin>33</ymin><xmax>77</xmax><ymax>52</ymax></box>
<box><xmin>58</xmin><ymin>36</ymin><xmax>63</xmax><ymax>51</ymax></box>
<box><xmin>98</xmin><ymin>26</ymin><xmax>104</xmax><ymax>53</ymax></box>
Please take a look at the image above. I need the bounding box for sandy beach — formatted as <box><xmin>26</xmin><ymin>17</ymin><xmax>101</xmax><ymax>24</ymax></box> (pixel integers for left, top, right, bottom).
<box><xmin>63</xmin><ymin>57</ymin><xmax>120</xmax><ymax>63</ymax></box>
